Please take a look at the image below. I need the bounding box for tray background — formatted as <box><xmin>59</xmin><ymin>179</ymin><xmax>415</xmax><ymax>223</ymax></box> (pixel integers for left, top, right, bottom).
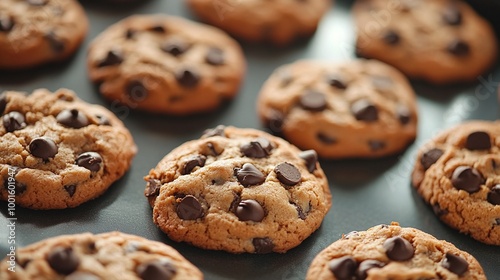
<box><xmin>1</xmin><ymin>1</ymin><xmax>499</xmax><ymax>279</ymax></box>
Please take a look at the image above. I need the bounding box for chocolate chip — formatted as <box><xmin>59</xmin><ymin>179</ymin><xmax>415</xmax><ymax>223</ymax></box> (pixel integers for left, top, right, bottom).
<box><xmin>397</xmin><ymin>105</ymin><xmax>411</xmax><ymax>125</ymax></box>
<box><xmin>351</xmin><ymin>99</ymin><xmax>378</xmax><ymax>122</ymax></box>
<box><xmin>442</xmin><ymin>253</ymin><xmax>468</xmax><ymax>276</ymax></box>
<box><xmin>443</xmin><ymin>5</ymin><xmax>462</xmax><ymax>25</ymax></box>
<box><xmin>126</xmin><ymin>80</ymin><xmax>148</xmax><ymax>101</ymax></box>
<box><xmin>56</xmin><ymin>109</ymin><xmax>89</xmax><ymax>129</ymax></box>
<box><xmin>98</xmin><ymin>49</ymin><xmax>124</xmax><ymax>67</ymax></box>
<box><xmin>64</xmin><ymin>185</ymin><xmax>76</xmax><ymax>197</ymax></box>
<box><xmin>317</xmin><ymin>132</ymin><xmax>337</xmax><ymax>145</ymax></box>
<box><xmin>236</xmin><ymin>200</ymin><xmax>265</xmax><ymax>222</ymax></box>
<box><xmin>46</xmin><ymin>247</ymin><xmax>79</xmax><ymax>275</ymax></box>
<box><xmin>145</xmin><ymin>179</ymin><xmax>161</xmax><ymax>197</ymax></box>
<box><xmin>421</xmin><ymin>148</ymin><xmax>444</xmax><ymax>170</ymax></box>
<box><xmin>465</xmin><ymin>131</ymin><xmax>491</xmax><ymax>150</ymax></box>
<box><xmin>76</xmin><ymin>152</ymin><xmax>103</xmax><ymax>172</ymax></box>
<box><xmin>356</xmin><ymin>260</ymin><xmax>385</xmax><ymax>279</ymax></box>
<box><xmin>383</xmin><ymin>30</ymin><xmax>400</xmax><ymax>45</ymax></box>
<box><xmin>235</xmin><ymin>163</ymin><xmax>266</xmax><ymax>187</ymax></box>
<box><xmin>206</xmin><ymin>47</ymin><xmax>225</xmax><ymax>65</ymax></box>
<box><xmin>3</xmin><ymin>111</ymin><xmax>26</xmax><ymax>132</ymax></box>
<box><xmin>125</xmin><ymin>29</ymin><xmax>135</xmax><ymax>39</ymax></box>
<box><xmin>175</xmin><ymin>68</ymin><xmax>200</xmax><ymax>88</ymax></box>
<box><xmin>300</xmin><ymin>90</ymin><xmax>327</xmax><ymax>112</ymax></box>
<box><xmin>327</xmin><ymin>74</ymin><xmax>347</xmax><ymax>89</ymax></box>
<box><xmin>252</xmin><ymin>238</ymin><xmax>274</xmax><ymax>254</ymax></box>
<box><xmin>65</xmin><ymin>272</ymin><xmax>100</xmax><ymax>280</ymax></box>
<box><xmin>275</xmin><ymin>162</ymin><xmax>301</xmax><ymax>186</ymax></box>
<box><xmin>240</xmin><ymin>138</ymin><xmax>273</xmax><ymax>158</ymax></box>
<box><xmin>149</xmin><ymin>25</ymin><xmax>166</xmax><ymax>33</ymax></box>
<box><xmin>295</xmin><ymin>203</ymin><xmax>306</xmax><ymax>220</ymax></box>
<box><xmin>206</xmin><ymin>142</ymin><xmax>221</xmax><ymax>156</ymax></box>
<box><xmin>176</xmin><ymin>195</ymin><xmax>203</xmax><ymax>220</ymax></box>
<box><xmin>3</xmin><ymin>167</ymin><xmax>26</xmax><ymax>195</ymax></box>
<box><xmin>432</xmin><ymin>203</ymin><xmax>448</xmax><ymax>217</ymax></box>
<box><xmin>136</xmin><ymin>260</ymin><xmax>177</xmax><ymax>280</ymax></box>
<box><xmin>44</xmin><ymin>31</ymin><xmax>65</xmax><ymax>53</ymax></box>
<box><xmin>328</xmin><ymin>256</ymin><xmax>357</xmax><ymax>280</ymax></box>
<box><xmin>0</xmin><ymin>15</ymin><xmax>14</xmax><ymax>32</ymax></box>
<box><xmin>368</xmin><ymin>140</ymin><xmax>385</xmax><ymax>151</ymax></box>
<box><xmin>299</xmin><ymin>150</ymin><xmax>318</xmax><ymax>173</ymax></box>
<box><xmin>495</xmin><ymin>218</ymin><xmax>500</xmax><ymax>226</ymax></box>
<box><xmin>487</xmin><ymin>185</ymin><xmax>500</xmax><ymax>205</ymax></box>
<box><xmin>182</xmin><ymin>155</ymin><xmax>207</xmax><ymax>175</ymax></box>
<box><xmin>383</xmin><ymin>236</ymin><xmax>414</xmax><ymax>261</ymax></box>
<box><xmin>27</xmin><ymin>0</ymin><xmax>48</xmax><ymax>6</ymax></box>
<box><xmin>29</xmin><ymin>137</ymin><xmax>58</xmax><ymax>160</ymax></box>
<box><xmin>202</xmin><ymin>125</ymin><xmax>226</xmax><ymax>138</ymax></box>
<box><xmin>266</xmin><ymin>110</ymin><xmax>284</xmax><ymax>134</ymax></box>
<box><xmin>0</xmin><ymin>94</ymin><xmax>6</xmax><ymax>114</ymax></box>
<box><xmin>447</xmin><ymin>39</ymin><xmax>470</xmax><ymax>56</ymax></box>
<box><xmin>451</xmin><ymin>166</ymin><xmax>483</xmax><ymax>193</ymax></box>
<box><xmin>95</xmin><ymin>115</ymin><xmax>111</xmax><ymax>126</ymax></box>
<box><xmin>343</xmin><ymin>231</ymin><xmax>359</xmax><ymax>239</ymax></box>
<box><xmin>160</xmin><ymin>39</ymin><xmax>190</xmax><ymax>56</ymax></box>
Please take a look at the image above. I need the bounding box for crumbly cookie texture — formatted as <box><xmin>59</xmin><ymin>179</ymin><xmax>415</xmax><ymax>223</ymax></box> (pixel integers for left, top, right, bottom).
<box><xmin>257</xmin><ymin>59</ymin><xmax>417</xmax><ymax>159</ymax></box>
<box><xmin>145</xmin><ymin>126</ymin><xmax>331</xmax><ymax>253</ymax></box>
<box><xmin>0</xmin><ymin>88</ymin><xmax>137</xmax><ymax>209</ymax></box>
<box><xmin>412</xmin><ymin>121</ymin><xmax>500</xmax><ymax>245</ymax></box>
<box><xmin>87</xmin><ymin>14</ymin><xmax>246</xmax><ymax>115</ymax></box>
<box><xmin>0</xmin><ymin>232</ymin><xmax>203</xmax><ymax>280</ymax></box>
<box><xmin>0</xmin><ymin>0</ymin><xmax>88</xmax><ymax>69</ymax></box>
<box><xmin>186</xmin><ymin>0</ymin><xmax>330</xmax><ymax>46</ymax></box>
<box><xmin>353</xmin><ymin>0</ymin><xmax>497</xmax><ymax>84</ymax></box>
<box><xmin>306</xmin><ymin>222</ymin><xmax>487</xmax><ymax>280</ymax></box>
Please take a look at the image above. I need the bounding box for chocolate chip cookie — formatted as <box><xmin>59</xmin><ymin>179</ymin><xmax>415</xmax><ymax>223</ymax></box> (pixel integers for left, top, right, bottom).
<box><xmin>186</xmin><ymin>0</ymin><xmax>330</xmax><ymax>46</ymax></box>
<box><xmin>144</xmin><ymin>126</ymin><xmax>331</xmax><ymax>253</ymax></box>
<box><xmin>412</xmin><ymin>121</ymin><xmax>500</xmax><ymax>245</ymax></box>
<box><xmin>353</xmin><ymin>0</ymin><xmax>498</xmax><ymax>84</ymax></box>
<box><xmin>87</xmin><ymin>14</ymin><xmax>246</xmax><ymax>115</ymax></box>
<box><xmin>0</xmin><ymin>232</ymin><xmax>203</xmax><ymax>279</ymax></box>
<box><xmin>0</xmin><ymin>88</ymin><xmax>137</xmax><ymax>209</ymax></box>
<box><xmin>306</xmin><ymin>222</ymin><xmax>486</xmax><ymax>280</ymax></box>
<box><xmin>0</xmin><ymin>0</ymin><xmax>88</xmax><ymax>69</ymax></box>
<box><xmin>257</xmin><ymin>59</ymin><xmax>418</xmax><ymax>159</ymax></box>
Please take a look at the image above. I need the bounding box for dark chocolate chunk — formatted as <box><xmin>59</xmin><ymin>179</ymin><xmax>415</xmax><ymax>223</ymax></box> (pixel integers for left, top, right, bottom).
<box><xmin>327</xmin><ymin>74</ymin><xmax>347</xmax><ymax>89</ymax></box>
<box><xmin>343</xmin><ymin>231</ymin><xmax>359</xmax><ymax>239</ymax></box>
<box><xmin>126</xmin><ymin>80</ymin><xmax>148</xmax><ymax>101</ymax></box>
<box><xmin>29</xmin><ymin>137</ymin><xmax>58</xmax><ymax>160</ymax></box>
<box><xmin>299</xmin><ymin>150</ymin><xmax>318</xmax><ymax>173</ymax></box>
<box><xmin>240</xmin><ymin>138</ymin><xmax>273</xmax><ymax>158</ymax></box>
<box><xmin>65</xmin><ymin>272</ymin><xmax>100</xmax><ymax>280</ymax></box>
<box><xmin>46</xmin><ymin>247</ymin><xmax>80</xmax><ymax>275</ymax></box>
<box><xmin>356</xmin><ymin>259</ymin><xmax>385</xmax><ymax>279</ymax></box>
<box><xmin>442</xmin><ymin>253</ymin><xmax>469</xmax><ymax>276</ymax></box>
<box><xmin>317</xmin><ymin>132</ymin><xmax>337</xmax><ymax>145</ymax></box>
<box><xmin>465</xmin><ymin>131</ymin><xmax>491</xmax><ymax>150</ymax></box>
<box><xmin>397</xmin><ymin>105</ymin><xmax>411</xmax><ymax>125</ymax></box>
<box><xmin>56</xmin><ymin>109</ymin><xmax>89</xmax><ymax>129</ymax></box>
<box><xmin>27</xmin><ymin>0</ymin><xmax>48</xmax><ymax>6</ymax></box>
<box><xmin>451</xmin><ymin>166</ymin><xmax>483</xmax><ymax>193</ymax></box>
<box><xmin>487</xmin><ymin>185</ymin><xmax>500</xmax><ymax>205</ymax></box>
<box><xmin>275</xmin><ymin>162</ymin><xmax>301</xmax><ymax>186</ymax></box>
<box><xmin>160</xmin><ymin>39</ymin><xmax>190</xmax><ymax>56</ymax></box>
<box><xmin>176</xmin><ymin>68</ymin><xmax>200</xmax><ymax>88</ymax></box>
<box><xmin>0</xmin><ymin>94</ymin><xmax>6</xmax><ymax>115</ymax></box>
<box><xmin>252</xmin><ymin>238</ymin><xmax>274</xmax><ymax>254</ymax></box>
<box><xmin>64</xmin><ymin>185</ymin><xmax>76</xmax><ymax>197</ymax></box>
<box><xmin>136</xmin><ymin>260</ymin><xmax>177</xmax><ymax>280</ymax></box>
<box><xmin>44</xmin><ymin>31</ymin><xmax>65</xmax><ymax>53</ymax></box>
<box><xmin>235</xmin><ymin>163</ymin><xmax>266</xmax><ymax>187</ymax></box>
<box><xmin>145</xmin><ymin>179</ymin><xmax>161</xmax><ymax>197</ymax></box>
<box><xmin>202</xmin><ymin>125</ymin><xmax>226</xmax><ymax>138</ymax></box>
<box><xmin>368</xmin><ymin>140</ymin><xmax>386</xmax><ymax>151</ymax></box>
<box><xmin>3</xmin><ymin>111</ymin><xmax>26</xmax><ymax>132</ymax></box>
<box><xmin>300</xmin><ymin>90</ymin><xmax>327</xmax><ymax>112</ymax></box>
<box><xmin>351</xmin><ymin>99</ymin><xmax>378</xmax><ymax>122</ymax></box>
<box><xmin>76</xmin><ymin>152</ymin><xmax>103</xmax><ymax>172</ymax></box>
<box><xmin>447</xmin><ymin>39</ymin><xmax>470</xmax><ymax>56</ymax></box>
<box><xmin>176</xmin><ymin>195</ymin><xmax>203</xmax><ymax>220</ymax></box>
<box><xmin>98</xmin><ymin>49</ymin><xmax>124</xmax><ymax>67</ymax></box>
<box><xmin>2</xmin><ymin>167</ymin><xmax>26</xmax><ymax>195</ymax></box>
<box><xmin>206</xmin><ymin>47</ymin><xmax>225</xmax><ymax>65</ymax></box>
<box><xmin>0</xmin><ymin>15</ymin><xmax>14</xmax><ymax>32</ymax></box>
<box><xmin>443</xmin><ymin>5</ymin><xmax>462</xmax><ymax>25</ymax></box>
<box><xmin>421</xmin><ymin>148</ymin><xmax>444</xmax><ymax>170</ymax></box>
<box><xmin>236</xmin><ymin>200</ymin><xmax>265</xmax><ymax>222</ymax></box>
<box><xmin>383</xmin><ymin>30</ymin><xmax>400</xmax><ymax>45</ymax></box>
<box><xmin>182</xmin><ymin>155</ymin><xmax>207</xmax><ymax>175</ymax></box>
<box><xmin>383</xmin><ymin>236</ymin><xmax>414</xmax><ymax>261</ymax></box>
<box><xmin>328</xmin><ymin>256</ymin><xmax>357</xmax><ymax>280</ymax></box>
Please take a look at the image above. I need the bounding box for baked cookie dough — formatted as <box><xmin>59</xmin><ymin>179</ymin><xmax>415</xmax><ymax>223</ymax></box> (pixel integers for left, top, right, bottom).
<box><xmin>87</xmin><ymin>14</ymin><xmax>246</xmax><ymax>115</ymax></box>
<box><xmin>144</xmin><ymin>126</ymin><xmax>331</xmax><ymax>253</ymax></box>
<box><xmin>412</xmin><ymin>121</ymin><xmax>500</xmax><ymax>245</ymax></box>
<box><xmin>257</xmin><ymin>59</ymin><xmax>418</xmax><ymax>159</ymax></box>
<box><xmin>0</xmin><ymin>88</ymin><xmax>137</xmax><ymax>209</ymax></box>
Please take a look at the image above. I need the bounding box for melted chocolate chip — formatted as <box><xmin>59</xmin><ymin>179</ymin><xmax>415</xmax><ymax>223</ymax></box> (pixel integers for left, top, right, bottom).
<box><xmin>76</xmin><ymin>152</ymin><xmax>103</xmax><ymax>172</ymax></box>
<box><xmin>236</xmin><ymin>200</ymin><xmax>265</xmax><ymax>222</ymax></box>
<box><xmin>465</xmin><ymin>131</ymin><xmax>491</xmax><ymax>150</ymax></box>
<box><xmin>327</xmin><ymin>74</ymin><xmax>347</xmax><ymax>89</ymax></box>
<box><xmin>206</xmin><ymin>47</ymin><xmax>225</xmax><ymax>65</ymax></box>
<box><xmin>176</xmin><ymin>68</ymin><xmax>200</xmax><ymax>88</ymax></box>
<box><xmin>451</xmin><ymin>166</ymin><xmax>483</xmax><ymax>193</ymax></box>
<box><xmin>126</xmin><ymin>80</ymin><xmax>148</xmax><ymax>101</ymax></box>
<box><xmin>160</xmin><ymin>39</ymin><xmax>190</xmax><ymax>56</ymax></box>
<box><xmin>253</xmin><ymin>238</ymin><xmax>274</xmax><ymax>254</ymax></box>
<box><xmin>421</xmin><ymin>148</ymin><xmax>444</xmax><ymax>170</ymax></box>
<box><xmin>383</xmin><ymin>236</ymin><xmax>414</xmax><ymax>261</ymax></box>
<box><xmin>44</xmin><ymin>31</ymin><xmax>65</xmax><ymax>53</ymax></box>
<box><xmin>64</xmin><ymin>185</ymin><xmax>76</xmax><ymax>197</ymax></box>
<box><xmin>443</xmin><ymin>5</ymin><xmax>462</xmax><ymax>25</ymax></box>
<box><xmin>442</xmin><ymin>253</ymin><xmax>469</xmax><ymax>276</ymax></box>
<box><xmin>299</xmin><ymin>150</ymin><xmax>318</xmax><ymax>173</ymax></box>
<box><xmin>368</xmin><ymin>140</ymin><xmax>386</xmax><ymax>151</ymax></box>
<box><xmin>29</xmin><ymin>137</ymin><xmax>58</xmax><ymax>160</ymax></box>
<box><xmin>202</xmin><ymin>125</ymin><xmax>226</xmax><ymax>138</ymax></box>
<box><xmin>317</xmin><ymin>132</ymin><xmax>337</xmax><ymax>145</ymax></box>
<box><xmin>383</xmin><ymin>30</ymin><xmax>400</xmax><ymax>45</ymax></box>
<box><xmin>176</xmin><ymin>195</ymin><xmax>203</xmax><ymax>220</ymax></box>
<box><xmin>351</xmin><ymin>99</ymin><xmax>378</xmax><ymax>122</ymax></box>
<box><xmin>295</xmin><ymin>203</ymin><xmax>306</xmax><ymax>220</ymax></box>
<box><xmin>235</xmin><ymin>163</ymin><xmax>266</xmax><ymax>187</ymax></box>
<box><xmin>182</xmin><ymin>155</ymin><xmax>207</xmax><ymax>175</ymax></box>
<box><xmin>145</xmin><ymin>179</ymin><xmax>161</xmax><ymax>197</ymax></box>
<box><xmin>397</xmin><ymin>105</ymin><xmax>411</xmax><ymax>125</ymax></box>
<box><xmin>275</xmin><ymin>162</ymin><xmax>301</xmax><ymax>186</ymax></box>
<box><xmin>46</xmin><ymin>247</ymin><xmax>80</xmax><ymax>275</ymax></box>
<box><xmin>65</xmin><ymin>272</ymin><xmax>100</xmax><ymax>280</ymax></box>
<box><xmin>3</xmin><ymin>167</ymin><xmax>26</xmax><ymax>195</ymax></box>
<box><xmin>3</xmin><ymin>111</ymin><xmax>26</xmax><ymax>132</ymax></box>
<box><xmin>56</xmin><ymin>109</ymin><xmax>89</xmax><ymax>129</ymax></box>
<box><xmin>0</xmin><ymin>15</ymin><xmax>14</xmax><ymax>32</ymax></box>
<box><xmin>98</xmin><ymin>50</ymin><xmax>124</xmax><ymax>67</ymax></box>
<box><xmin>328</xmin><ymin>256</ymin><xmax>357</xmax><ymax>280</ymax></box>
<box><xmin>356</xmin><ymin>260</ymin><xmax>385</xmax><ymax>279</ymax></box>
<box><xmin>447</xmin><ymin>39</ymin><xmax>470</xmax><ymax>56</ymax></box>
<box><xmin>136</xmin><ymin>260</ymin><xmax>177</xmax><ymax>280</ymax></box>
<box><xmin>240</xmin><ymin>138</ymin><xmax>273</xmax><ymax>158</ymax></box>
<box><xmin>300</xmin><ymin>90</ymin><xmax>327</xmax><ymax>111</ymax></box>
<box><xmin>487</xmin><ymin>185</ymin><xmax>500</xmax><ymax>205</ymax></box>
<box><xmin>27</xmin><ymin>0</ymin><xmax>48</xmax><ymax>6</ymax></box>
<box><xmin>0</xmin><ymin>94</ymin><xmax>7</xmax><ymax>114</ymax></box>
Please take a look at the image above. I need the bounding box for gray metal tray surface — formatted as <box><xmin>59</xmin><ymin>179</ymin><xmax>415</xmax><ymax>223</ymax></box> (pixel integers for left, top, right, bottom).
<box><xmin>1</xmin><ymin>1</ymin><xmax>499</xmax><ymax>279</ymax></box>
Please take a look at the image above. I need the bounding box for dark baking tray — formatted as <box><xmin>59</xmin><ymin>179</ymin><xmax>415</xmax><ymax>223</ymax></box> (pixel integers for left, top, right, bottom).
<box><xmin>1</xmin><ymin>1</ymin><xmax>499</xmax><ymax>279</ymax></box>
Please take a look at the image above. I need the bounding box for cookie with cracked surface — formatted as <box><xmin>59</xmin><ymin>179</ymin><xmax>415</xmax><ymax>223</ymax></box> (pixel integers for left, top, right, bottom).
<box><xmin>0</xmin><ymin>88</ymin><xmax>137</xmax><ymax>209</ymax></box>
<box><xmin>306</xmin><ymin>222</ymin><xmax>486</xmax><ymax>280</ymax></box>
<box><xmin>0</xmin><ymin>0</ymin><xmax>88</xmax><ymax>69</ymax></box>
<box><xmin>144</xmin><ymin>125</ymin><xmax>331</xmax><ymax>253</ymax></box>
<box><xmin>412</xmin><ymin>121</ymin><xmax>500</xmax><ymax>245</ymax></box>
<box><xmin>257</xmin><ymin>59</ymin><xmax>418</xmax><ymax>159</ymax></box>
<box><xmin>0</xmin><ymin>232</ymin><xmax>203</xmax><ymax>280</ymax></box>
<box><xmin>353</xmin><ymin>0</ymin><xmax>497</xmax><ymax>84</ymax></box>
<box><xmin>186</xmin><ymin>0</ymin><xmax>330</xmax><ymax>46</ymax></box>
<box><xmin>87</xmin><ymin>14</ymin><xmax>245</xmax><ymax>115</ymax></box>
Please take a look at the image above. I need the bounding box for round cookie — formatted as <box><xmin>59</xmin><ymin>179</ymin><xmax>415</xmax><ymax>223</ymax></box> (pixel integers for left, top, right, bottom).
<box><xmin>87</xmin><ymin>14</ymin><xmax>246</xmax><ymax>115</ymax></box>
<box><xmin>0</xmin><ymin>0</ymin><xmax>88</xmax><ymax>69</ymax></box>
<box><xmin>0</xmin><ymin>88</ymin><xmax>137</xmax><ymax>210</ymax></box>
<box><xmin>0</xmin><ymin>232</ymin><xmax>203</xmax><ymax>279</ymax></box>
<box><xmin>353</xmin><ymin>0</ymin><xmax>498</xmax><ymax>84</ymax></box>
<box><xmin>306</xmin><ymin>222</ymin><xmax>486</xmax><ymax>280</ymax></box>
<box><xmin>186</xmin><ymin>0</ymin><xmax>331</xmax><ymax>46</ymax></box>
<box><xmin>144</xmin><ymin>126</ymin><xmax>331</xmax><ymax>253</ymax></box>
<box><xmin>412</xmin><ymin>121</ymin><xmax>500</xmax><ymax>245</ymax></box>
<box><xmin>257</xmin><ymin>59</ymin><xmax>418</xmax><ymax>159</ymax></box>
